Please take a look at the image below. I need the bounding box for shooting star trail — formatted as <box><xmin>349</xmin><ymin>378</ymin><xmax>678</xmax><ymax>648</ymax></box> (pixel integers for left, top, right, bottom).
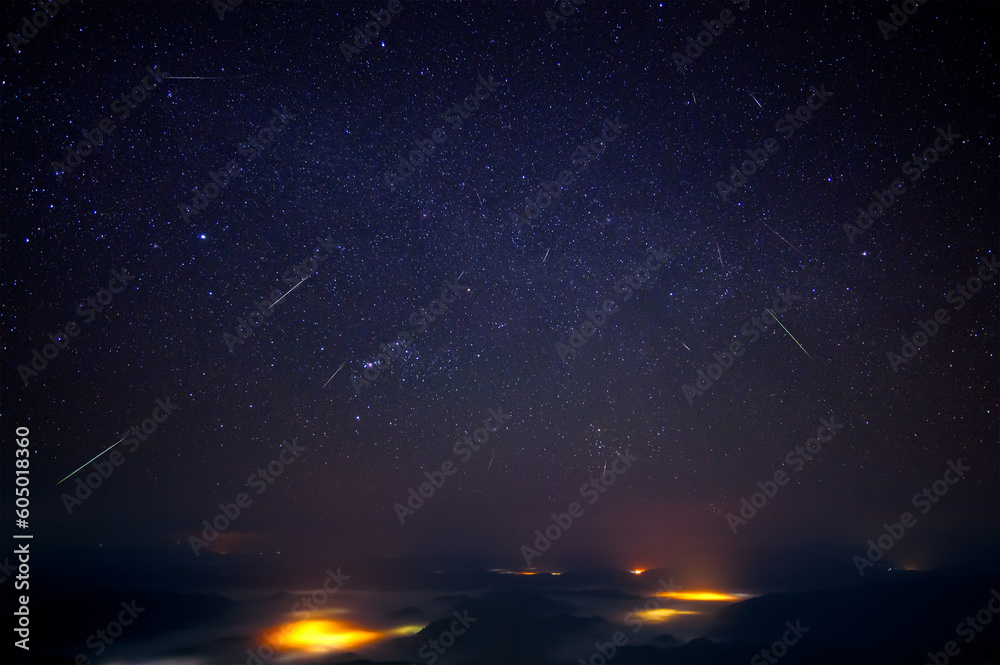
<box><xmin>475</xmin><ymin>188</ymin><xmax>483</xmax><ymax>205</ymax></box>
<box><xmin>323</xmin><ymin>360</ymin><xmax>347</xmax><ymax>388</ymax></box>
<box><xmin>762</xmin><ymin>222</ymin><xmax>810</xmax><ymax>261</ymax></box>
<box><xmin>542</xmin><ymin>248</ymin><xmax>550</xmax><ymax>262</ymax></box>
<box><xmin>268</xmin><ymin>274</ymin><xmax>310</xmax><ymax>310</ymax></box>
<box><xmin>457</xmin><ymin>270</ymin><xmax>465</xmax><ymax>281</ymax></box>
<box><xmin>680</xmin><ymin>341</ymin><xmax>692</xmax><ymax>353</ymax></box>
<box><xmin>691</xmin><ymin>90</ymin><xmax>697</xmax><ymax>103</ymax></box>
<box><xmin>488</xmin><ymin>437</ymin><xmax>506</xmax><ymax>470</ymax></box>
<box><xmin>57</xmin><ymin>434</ymin><xmax>128</xmax><ymax>485</ymax></box>
<box><xmin>765</xmin><ymin>307</ymin><xmax>814</xmax><ymax>361</ymax></box>
<box><xmin>750</xmin><ymin>92</ymin><xmax>763</xmax><ymax>109</ymax></box>
<box><xmin>716</xmin><ymin>242</ymin><xmax>725</xmax><ymax>271</ymax></box>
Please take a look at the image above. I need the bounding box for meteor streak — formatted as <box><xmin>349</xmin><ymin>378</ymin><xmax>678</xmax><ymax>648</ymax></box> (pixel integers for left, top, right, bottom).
<box><xmin>765</xmin><ymin>307</ymin><xmax>813</xmax><ymax>361</ymax></box>
<box><xmin>323</xmin><ymin>360</ymin><xmax>347</xmax><ymax>388</ymax></box>
<box><xmin>268</xmin><ymin>274</ymin><xmax>309</xmax><ymax>310</ymax></box>
<box><xmin>542</xmin><ymin>248</ymin><xmax>550</xmax><ymax>262</ymax></box>
<box><xmin>716</xmin><ymin>242</ymin><xmax>725</xmax><ymax>271</ymax></box>
<box><xmin>57</xmin><ymin>433</ymin><xmax>127</xmax><ymax>485</ymax></box>
<box><xmin>750</xmin><ymin>92</ymin><xmax>763</xmax><ymax>109</ymax></box>
<box><xmin>680</xmin><ymin>341</ymin><xmax>692</xmax><ymax>353</ymax></box>
<box><xmin>488</xmin><ymin>437</ymin><xmax>506</xmax><ymax>470</ymax></box>
<box><xmin>762</xmin><ymin>222</ymin><xmax>809</xmax><ymax>261</ymax></box>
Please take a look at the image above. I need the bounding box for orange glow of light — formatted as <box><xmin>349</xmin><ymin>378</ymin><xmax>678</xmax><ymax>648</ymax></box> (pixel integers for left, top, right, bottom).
<box><xmin>632</xmin><ymin>608</ymin><xmax>698</xmax><ymax>623</ymax></box>
<box><xmin>656</xmin><ymin>590</ymin><xmax>742</xmax><ymax>601</ymax></box>
<box><xmin>265</xmin><ymin>620</ymin><xmax>385</xmax><ymax>653</ymax></box>
<box><xmin>630</xmin><ymin>569</ymin><xmax>646</xmax><ymax>575</ymax></box>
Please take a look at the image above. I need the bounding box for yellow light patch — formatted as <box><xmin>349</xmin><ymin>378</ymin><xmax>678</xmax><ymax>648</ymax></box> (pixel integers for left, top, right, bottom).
<box><xmin>266</xmin><ymin>620</ymin><xmax>383</xmax><ymax>653</ymax></box>
<box><xmin>656</xmin><ymin>590</ymin><xmax>742</xmax><ymax>601</ymax></box>
<box><xmin>632</xmin><ymin>608</ymin><xmax>698</xmax><ymax>623</ymax></box>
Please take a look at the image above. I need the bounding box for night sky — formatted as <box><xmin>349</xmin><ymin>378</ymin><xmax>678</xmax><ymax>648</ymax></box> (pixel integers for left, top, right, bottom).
<box><xmin>2</xmin><ymin>1</ymin><xmax>998</xmax><ymax>664</ymax></box>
